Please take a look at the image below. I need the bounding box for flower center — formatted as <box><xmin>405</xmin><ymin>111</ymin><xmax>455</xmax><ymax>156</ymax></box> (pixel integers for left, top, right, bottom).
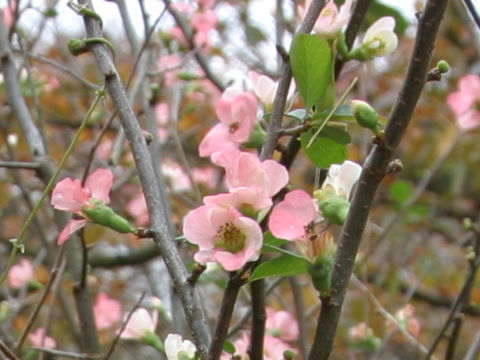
<box><xmin>215</xmin><ymin>221</ymin><xmax>246</xmax><ymax>253</ymax></box>
<box><xmin>229</xmin><ymin>122</ymin><xmax>240</xmax><ymax>133</ymax></box>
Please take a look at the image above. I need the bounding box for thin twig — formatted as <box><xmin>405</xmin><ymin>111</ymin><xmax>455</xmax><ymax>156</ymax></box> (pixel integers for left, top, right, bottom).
<box><xmin>0</xmin><ymin>340</ymin><xmax>21</xmax><ymax>360</ymax></box>
<box><xmin>15</xmin><ymin>247</ymin><xmax>66</xmax><ymax>352</ymax></box>
<box><xmin>351</xmin><ymin>275</ymin><xmax>437</xmax><ymax>359</ymax></box>
<box><xmin>105</xmin><ymin>292</ymin><xmax>146</xmax><ymax>360</ymax></box>
<box><xmin>0</xmin><ymin>161</ymin><xmax>42</xmax><ymax>170</ymax></box>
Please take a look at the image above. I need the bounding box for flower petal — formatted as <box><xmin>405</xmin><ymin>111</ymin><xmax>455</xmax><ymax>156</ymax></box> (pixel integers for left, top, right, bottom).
<box><xmin>51</xmin><ymin>177</ymin><xmax>89</xmax><ymax>212</ymax></box>
<box><xmin>57</xmin><ymin>219</ymin><xmax>87</xmax><ymax>245</ymax></box>
<box><xmin>85</xmin><ymin>168</ymin><xmax>113</xmax><ymax>204</ymax></box>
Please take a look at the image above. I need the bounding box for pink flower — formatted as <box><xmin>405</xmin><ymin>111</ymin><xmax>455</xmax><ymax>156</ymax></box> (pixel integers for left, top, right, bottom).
<box><xmin>199</xmin><ymin>88</ymin><xmax>258</xmax><ymax>159</ymax></box>
<box><xmin>94</xmin><ymin>293</ymin><xmax>122</xmax><ymax>330</ymax></box>
<box><xmin>183</xmin><ymin>204</ymin><xmax>263</xmax><ymax>271</ymax></box>
<box><xmin>221</xmin><ymin>332</ymin><xmax>250</xmax><ymax>360</ymax></box>
<box><xmin>51</xmin><ymin>168</ymin><xmax>113</xmax><ymax>245</ymax></box>
<box><xmin>155</xmin><ymin>103</ymin><xmax>170</xmax><ymax>142</ymax></box>
<box><xmin>192</xmin><ymin>167</ymin><xmax>218</xmax><ymax>189</ymax></box>
<box><xmin>120</xmin><ymin>308</ymin><xmax>158</xmax><ymax>340</ymax></box>
<box><xmin>263</xmin><ymin>335</ymin><xmax>296</xmax><ymax>360</ymax></box>
<box><xmin>269</xmin><ymin>190</ymin><xmax>319</xmax><ymax>241</ymax></box>
<box><xmin>265</xmin><ymin>307</ymin><xmax>299</xmax><ymax>341</ymax></box>
<box><xmin>2</xmin><ymin>1</ymin><xmax>16</xmax><ymax>28</ymax></box>
<box><xmin>221</xmin><ymin>332</ymin><xmax>295</xmax><ymax>360</ymax></box>
<box><xmin>8</xmin><ymin>259</ymin><xmax>35</xmax><ymax>288</ymax></box>
<box><xmin>28</xmin><ymin>328</ymin><xmax>56</xmax><ymax>349</ymax></box>
<box><xmin>220</xmin><ymin>150</ymin><xmax>289</xmax><ymax>198</ymax></box>
<box><xmin>191</xmin><ymin>10</ymin><xmax>218</xmax><ymax>32</ymax></box>
<box><xmin>157</xmin><ymin>54</ymin><xmax>184</xmax><ymax>85</ymax></box>
<box><xmin>300</xmin><ymin>0</ymin><xmax>352</xmax><ymax>37</ymax></box>
<box><xmin>447</xmin><ymin>74</ymin><xmax>480</xmax><ymax>130</ymax></box>
<box><xmin>127</xmin><ymin>191</ymin><xmax>149</xmax><ymax>227</ymax></box>
<box><xmin>204</xmin><ymin>187</ymin><xmax>273</xmax><ymax>213</ymax></box>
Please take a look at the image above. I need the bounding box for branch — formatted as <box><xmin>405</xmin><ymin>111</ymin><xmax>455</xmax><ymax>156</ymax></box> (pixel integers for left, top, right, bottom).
<box><xmin>207</xmin><ymin>273</ymin><xmax>247</xmax><ymax>360</ymax></box>
<box><xmin>75</xmin><ymin>1</ymin><xmax>211</xmax><ymax>357</ymax></box>
<box><xmin>260</xmin><ymin>0</ymin><xmax>326</xmax><ymax>161</ymax></box>
<box><xmin>307</xmin><ymin>1</ymin><xmax>450</xmax><ymax>359</ymax></box>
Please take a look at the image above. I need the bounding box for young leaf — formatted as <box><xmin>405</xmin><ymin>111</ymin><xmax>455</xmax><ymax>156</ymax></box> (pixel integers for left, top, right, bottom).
<box><xmin>300</xmin><ymin>126</ymin><xmax>351</xmax><ymax>169</ymax></box>
<box><xmin>250</xmin><ymin>255</ymin><xmax>309</xmax><ymax>281</ymax></box>
<box><xmin>290</xmin><ymin>34</ymin><xmax>332</xmax><ymax>108</ymax></box>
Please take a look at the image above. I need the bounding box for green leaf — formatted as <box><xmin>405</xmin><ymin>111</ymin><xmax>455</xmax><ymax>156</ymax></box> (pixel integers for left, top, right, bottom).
<box><xmin>262</xmin><ymin>231</ymin><xmax>288</xmax><ymax>252</ymax></box>
<box><xmin>223</xmin><ymin>340</ymin><xmax>236</xmax><ymax>355</ymax></box>
<box><xmin>290</xmin><ymin>34</ymin><xmax>332</xmax><ymax>108</ymax></box>
<box><xmin>250</xmin><ymin>255</ymin><xmax>309</xmax><ymax>281</ymax></box>
<box><xmin>390</xmin><ymin>180</ymin><xmax>413</xmax><ymax>204</ymax></box>
<box><xmin>300</xmin><ymin>126</ymin><xmax>351</xmax><ymax>169</ymax></box>
<box><xmin>284</xmin><ymin>109</ymin><xmax>307</xmax><ymax>121</ymax></box>
<box><xmin>312</xmin><ymin>104</ymin><xmax>355</xmax><ymax>122</ymax></box>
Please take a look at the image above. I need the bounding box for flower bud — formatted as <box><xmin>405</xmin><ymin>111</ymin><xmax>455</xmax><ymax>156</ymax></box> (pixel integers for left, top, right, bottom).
<box><xmin>319</xmin><ymin>195</ymin><xmax>350</xmax><ymax>225</ymax></box>
<box><xmin>83</xmin><ymin>200</ymin><xmax>136</xmax><ymax>234</ymax></box>
<box><xmin>68</xmin><ymin>38</ymin><xmax>89</xmax><ymax>56</ymax></box>
<box><xmin>351</xmin><ymin>99</ymin><xmax>381</xmax><ymax>134</ymax></box>
<box><xmin>437</xmin><ymin>60</ymin><xmax>450</xmax><ymax>74</ymax></box>
<box><xmin>307</xmin><ymin>253</ymin><xmax>334</xmax><ymax>294</ymax></box>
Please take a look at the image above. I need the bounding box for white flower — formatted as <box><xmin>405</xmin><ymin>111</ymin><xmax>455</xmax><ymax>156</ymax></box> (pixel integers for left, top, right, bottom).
<box><xmin>249</xmin><ymin>71</ymin><xmax>294</xmax><ymax>110</ymax></box>
<box><xmin>361</xmin><ymin>16</ymin><xmax>398</xmax><ymax>58</ymax></box>
<box><xmin>165</xmin><ymin>334</ymin><xmax>197</xmax><ymax>360</ymax></box>
<box><xmin>120</xmin><ymin>308</ymin><xmax>158</xmax><ymax>340</ymax></box>
<box><xmin>322</xmin><ymin>160</ymin><xmax>362</xmax><ymax>198</ymax></box>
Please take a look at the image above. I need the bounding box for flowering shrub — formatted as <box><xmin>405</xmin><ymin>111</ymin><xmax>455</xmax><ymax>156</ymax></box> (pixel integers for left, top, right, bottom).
<box><xmin>2</xmin><ymin>1</ymin><xmax>476</xmax><ymax>360</ymax></box>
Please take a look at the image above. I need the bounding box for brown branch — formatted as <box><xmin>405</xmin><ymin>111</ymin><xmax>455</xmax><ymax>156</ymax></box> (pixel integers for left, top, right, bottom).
<box><xmin>307</xmin><ymin>1</ymin><xmax>450</xmax><ymax>359</ymax></box>
<box><xmin>75</xmin><ymin>1</ymin><xmax>211</xmax><ymax>357</ymax></box>
<box><xmin>207</xmin><ymin>273</ymin><xmax>248</xmax><ymax>360</ymax></box>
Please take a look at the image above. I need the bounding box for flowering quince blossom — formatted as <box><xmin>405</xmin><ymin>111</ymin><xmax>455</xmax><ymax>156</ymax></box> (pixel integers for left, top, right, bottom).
<box><xmin>220</xmin><ymin>150</ymin><xmax>289</xmax><ymax>198</ymax></box>
<box><xmin>120</xmin><ymin>308</ymin><xmax>158</xmax><ymax>340</ymax></box>
<box><xmin>51</xmin><ymin>168</ymin><xmax>113</xmax><ymax>245</ymax></box>
<box><xmin>359</xmin><ymin>16</ymin><xmax>398</xmax><ymax>59</ymax></box>
<box><xmin>127</xmin><ymin>191</ymin><xmax>149</xmax><ymax>227</ymax></box>
<box><xmin>165</xmin><ymin>334</ymin><xmax>197</xmax><ymax>360</ymax></box>
<box><xmin>2</xmin><ymin>1</ymin><xmax>16</xmax><ymax>28</ymax></box>
<box><xmin>8</xmin><ymin>259</ymin><xmax>36</xmax><ymax>288</ymax></box>
<box><xmin>191</xmin><ymin>9</ymin><xmax>218</xmax><ymax>47</ymax></box>
<box><xmin>183</xmin><ymin>203</ymin><xmax>263</xmax><ymax>271</ymax></box>
<box><xmin>447</xmin><ymin>74</ymin><xmax>480</xmax><ymax>130</ymax></box>
<box><xmin>220</xmin><ymin>332</ymin><xmax>295</xmax><ymax>360</ymax></box>
<box><xmin>94</xmin><ymin>293</ymin><xmax>122</xmax><ymax>330</ymax></box>
<box><xmin>199</xmin><ymin>88</ymin><xmax>258</xmax><ymax>160</ymax></box>
<box><xmin>28</xmin><ymin>328</ymin><xmax>56</xmax><ymax>349</ymax></box>
<box><xmin>321</xmin><ymin>160</ymin><xmax>362</xmax><ymax>198</ymax></box>
<box><xmin>269</xmin><ymin>189</ymin><xmax>319</xmax><ymax>242</ymax></box>
<box><xmin>265</xmin><ymin>307</ymin><xmax>299</xmax><ymax>341</ymax></box>
<box><xmin>299</xmin><ymin>0</ymin><xmax>353</xmax><ymax>37</ymax></box>
<box><xmin>249</xmin><ymin>71</ymin><xmax>295</xmax><ymax>110</ymax></box>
